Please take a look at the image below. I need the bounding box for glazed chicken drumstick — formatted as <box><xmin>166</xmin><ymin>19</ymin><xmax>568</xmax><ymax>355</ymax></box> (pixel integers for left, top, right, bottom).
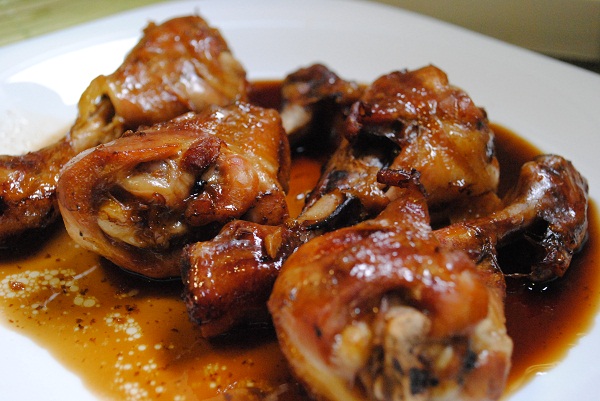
<box><xmin>347</xmin><ymin>65</ymin><xmax>499</xmax><ymax>208</ymax></box>
<box><xmin>268</xmin><ymin>178</ymin><xmax>513</xmax><ymax>401</ymax></box>
<box><xmin>435</xmin><ymin>154</ymin><xmax>588</xmax><ymax>283</ymax></box>
<box><xmin>57</xmin><ymin>103</ymin><xmax>290</xmax><ymax>279</ymax></box>
<box><xmin>0</xmin><ymin>15</ymin><xmax>247</xmax><ymax>247</ymax></box>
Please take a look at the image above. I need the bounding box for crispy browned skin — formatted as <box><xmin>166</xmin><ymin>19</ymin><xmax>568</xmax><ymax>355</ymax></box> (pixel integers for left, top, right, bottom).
<box><xmin>435</xmin><ymin>154</ymin><xmax>588</xmax><ymax>283</ymax></box>
<box><xmin>57</xmin><ymin>103</ymin><xmax>289</xmax><ymax>279</ymax></box>
<box><xmin>268</xmin><ymin>182</ymin><xmax>512</xmax><ymax>401</ymax></box>
<box><xmin>0</xmin><ymin>15</ymin><xmax>248</xmax><ymax>246</ymax></box>
<box><xmin>295</xmin><ymin>134</ymin><xmax>395</xmax><ymax>232</ymax></box>
<box><xmin>268</xmin><ymin>156</ymin><xmax>587</xmax><ymax>399</ymax></box>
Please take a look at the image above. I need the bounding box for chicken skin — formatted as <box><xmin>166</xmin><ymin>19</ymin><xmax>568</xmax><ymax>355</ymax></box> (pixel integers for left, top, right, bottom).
<box><xmin>348</xmin><ymin>65</ymin><xmax>499</xmax><ymax>208</ymax></box>
<box><xmin>57</xmin><ymin>103</ymin><xmax>289</xmax><ymax>279</ymax></box>
<box><xmin>0</xmin><ymin>15</ymin><xmax>248</xmax><ymax>247</ymax></box>
<box><xmin>268</xmin><ymin>180</ymin><xmax>512</xmax><ymax>401</ymax></box>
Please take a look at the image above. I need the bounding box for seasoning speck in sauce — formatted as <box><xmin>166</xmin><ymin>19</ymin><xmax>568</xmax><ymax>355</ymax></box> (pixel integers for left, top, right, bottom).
<box><xmin>0</xmin><ymin>81</ymin><xmax>598</xmax><ymax>400</ymax></box>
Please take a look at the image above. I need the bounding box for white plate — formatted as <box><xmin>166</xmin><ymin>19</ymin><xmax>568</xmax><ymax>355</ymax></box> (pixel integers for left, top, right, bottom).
<box><xmin>1</xmin><ymin>0</ymin><xmax>599</xmax><ymax>400</ymax></box>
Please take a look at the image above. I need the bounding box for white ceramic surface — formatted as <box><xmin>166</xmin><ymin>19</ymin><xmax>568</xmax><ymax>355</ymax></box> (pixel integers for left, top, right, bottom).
<box><xmin>1</xmin><ymin>0</ymin><xmax>599</xmax><ymax>399</ymax></box>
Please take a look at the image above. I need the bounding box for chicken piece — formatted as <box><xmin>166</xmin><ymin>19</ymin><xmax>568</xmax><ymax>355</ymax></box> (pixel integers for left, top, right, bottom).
<box><xmin>347</xmin><ymin>65</ymin><xmax>499</xmax><ymax>208</ymax></box>
<box><xmin>280</xmin><ymin>63</ymin><xmax>362</xmax><ymax>143</ymax></box>
<box><xmin>282</xmin><ymin>64</ymin><xmax>498</xmax><ymax>228</ymax></box>
<box><xmin>294</xmin><ymin>64</ymin><xmax>500</xmax><ymax>229</ymax></box>
<box><xmin>0</xmin><ymin>15</ymin><xmax>248</xmax><ymax>247</ymax></box>
<box><xmin>57</xmin><ymin>103</ymin><xmax>289</xmax><ymax>279</ymax></box>
<box><xmin>82</xmin><ymin>15</ymin><xmax>248</xmax><ymax>135</ymax></box>
<box><xmin>182</xmin><ymin>220</ymin><xmax>302</xmax><ymax>337</ymax></box>
<box><xmin>435</xmin><ymin>154</ymin><xmax>588</xmax><ymax>283</ymax></box>
<box><xmin>268</xmin><ymin>180</ymin><xmax>512</xmax><ymax>401</ymax></box>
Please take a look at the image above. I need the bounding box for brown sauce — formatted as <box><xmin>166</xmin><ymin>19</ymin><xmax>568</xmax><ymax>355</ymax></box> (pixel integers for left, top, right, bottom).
<box><xmin>493</xmin><ymin>125</ymin><xmax>600</xmax><ymax>394</ymax></box>
<box><xmin>0</xmin><ymin>81</ymin><xmax>598</xmax><ymax>400</ymax></box>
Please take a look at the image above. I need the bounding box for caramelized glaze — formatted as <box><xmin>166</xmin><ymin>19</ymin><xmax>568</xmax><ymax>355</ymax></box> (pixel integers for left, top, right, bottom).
<box><xmin>0</xmin><ymin>82</ymin><xmax>598</xmax><ymax>400</ymax></box>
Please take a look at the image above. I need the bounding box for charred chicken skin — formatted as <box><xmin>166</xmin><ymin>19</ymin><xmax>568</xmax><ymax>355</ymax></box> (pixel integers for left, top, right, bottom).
<box><xmin>0</xmin><ymin>15</ymin><xmax>248</xmax><ymax>247</ymax></box>
<box><xmin>57</xmin><ymin>103</ymin><xmax>290</xmax><ymax>279</ymax></box>
<box><xmin>268</xmin><ymin>180</ymin><xmax>512</xmax><ymax>401</ymax></box>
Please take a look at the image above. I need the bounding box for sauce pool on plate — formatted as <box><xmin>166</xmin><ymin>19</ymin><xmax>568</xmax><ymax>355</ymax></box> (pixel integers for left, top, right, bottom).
<box><xmin>0</xmin><ymin>81</ymin><xmax>598</xmax><ymax>400</ymax></box>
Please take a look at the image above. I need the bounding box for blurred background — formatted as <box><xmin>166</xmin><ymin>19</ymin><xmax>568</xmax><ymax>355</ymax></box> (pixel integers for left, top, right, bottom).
<box><xmin>1</xmin><ymin>0</ymin><xmax>599</xmax><ymax>73</ymax></box>
<box><xmin>381</xmin><ymin>0</ymin><xmax>600</xmax><ymax>73</ymax></box>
